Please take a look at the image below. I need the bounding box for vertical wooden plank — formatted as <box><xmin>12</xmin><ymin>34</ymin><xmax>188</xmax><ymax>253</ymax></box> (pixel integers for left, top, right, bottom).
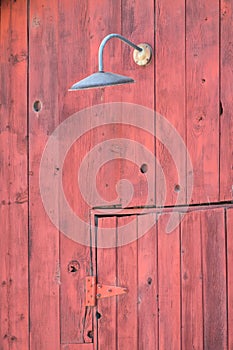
<box><xmin>158</xmin><ymin>213</ymin><xmax>181</xmax><ymax>349</ymax></box>
<box><xmin>156</xmin><ymin>0</ymin><xmax>186</xmax><ymax>205</ymax></box>
<box><xmin>57</xmin><ymin>0</ymin><xmax>91</xmax><ymax>117</ymax></box>
<box><xmin>61</xmin><ymin>345</ymin><xmax>93</xmax><ymax>350</ymax></box>
<box><xmin>186</xmin><ymin>0</ymin><xmax>219</xmax><ymax>203</ymax></box>
<box><xmin>91</xmin><ymin>213</ymin><xmax>98</xmax><ymax>350</ymax></box>
<box><xmin>60</xmin><ymin>235</ymin><xmax>92</xmax><ymax>344</ymax></box>
<box><xmin>57</xmin><ymin>1</ymin><xmax>92</xmax><ymax>344</ymax></box>
<box><xmin>220</xmin><ymin>1</ymin><xmax>233</xmax><ymax>201</ymax></box>
<box><xmin>181</xmin><ymin>211</ymin><xmax>203</xmax><ymax>349</ymax></box>
<box><xmin>122</xmin><ymin>0</ymin><xmax>154</xmax><ymax>108</ymax></box>
<box><xmin>227</xmin><ymin>208</ymin><xmax>233</xmax><ymax>349</ymax></box>
<box><xmin>29</xmin><ymin>1</ymin><xmax>60</xmax><ymax>349</ymax></box>
<box><xmin>201</xmin><ymin>208</ymin><xmax>227</xmax><ymax>349</ymax></box>
<box><xmin>0</xmin><ymin>6</ymin><xmax>12</xmax><ymax>349</ymax></box>
<box><xmin>137</xmin><ymin>214</ymin><xmax>158</xmax><ymax>349</ymax></box>
<box><xmin>121</xmin><ymin>0</ymin><xmax>155</xmax><ymax>208</ymax></box>
<box><xmin>97</xmin><ymin>217</ymin><xmax>117</xmax><ymax>350</ymax></box>
<box><xmin>117</xmin><ymin>216</ymin><xmax>138</xmax><ymax>349</ymax></box>
<box><xmin>0</xmin><ymin>1</ymin><xmax>29</xmax><ymax>349</ymax></box>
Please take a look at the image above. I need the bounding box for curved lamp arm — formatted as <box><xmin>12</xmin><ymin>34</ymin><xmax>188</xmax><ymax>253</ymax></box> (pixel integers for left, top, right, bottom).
<box><xmin>98</xmin><ymin>33</ymin><xmax>143</xmax><ymax>72</ymax></box>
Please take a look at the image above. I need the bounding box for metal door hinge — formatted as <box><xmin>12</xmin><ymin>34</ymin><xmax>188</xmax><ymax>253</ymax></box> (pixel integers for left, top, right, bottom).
<box><xmin>85</xmin><ymin>276</ymin><xmax>128</xmax><ymax>307</ymax></box>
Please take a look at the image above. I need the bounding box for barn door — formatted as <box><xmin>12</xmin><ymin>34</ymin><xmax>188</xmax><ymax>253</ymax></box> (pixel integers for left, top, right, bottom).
<box><xmin>92</xmin><ymin>208</ymin><xmax>228</xmax><ymax>350</ymax></box>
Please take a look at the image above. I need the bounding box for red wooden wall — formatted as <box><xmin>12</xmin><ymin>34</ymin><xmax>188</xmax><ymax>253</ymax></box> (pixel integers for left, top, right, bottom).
<box><xmin>0</xmin><ymin>0</ymin><xmax>233</xmax><ymax>349</ymax></box>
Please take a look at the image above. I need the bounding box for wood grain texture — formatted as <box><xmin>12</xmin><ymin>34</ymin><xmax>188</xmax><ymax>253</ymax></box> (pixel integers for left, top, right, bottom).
<box><xmin>122</xmin><ymin>0</ymin><xmax>155</xmax><ymax>107</ymax></box>
<box><xmin>121</xmin><ymin>0</ymin><xmax>155</xmax><ymax>207</ymax></box>
<box><xmin>1</xmin><ymin>1</ymin><xmax>233</xmax><ymax>349</ymax></box>
<box><xmin>186</xmin><ymin>0</ymin><xmax>219</xmax><ymax>203</ymax></box>
<box><xmin>59</xmin><ymin>1</ymin><xmax>121</xmax><ymax>228</ymax></box>
<box><xmin>157</xmin><ymin>213</ymin><xmax>181</xmax><ymax>349</ymax></box>
<box><xmin>156</xmin><ymin>0</ymin><xmax>186</xmax><ymax>206</ymax></box>
<box><xmin>29</xmin><ymin>1</ymin><xmax>60</xmax><ymax>349</ymax></box>
<box><xmin>58</xmin><ymin>2</ymin><xmax>120</xmax><ymax>342</ymax></box>
<box><xmin>117</xmin><ymin>216</ymin><xmax>138</xmax><ymax>349</ymax></box>
<box><xmin>181</xmin><ymin>211</ymin><xmax>203</xmax><ymax>349</ymax></box>
<box><xmin>137</xmin><ymin>214</ymin><xmax>158</xmax><ymax>350</ymax></box>
<box><xmin>201</xmin><ymin>208</ymin><xmax>227</xmax><ymax>349</ymax></box>
<box><xmin>0</xmin><ymin>1</ymin><xmax>29</xmax><ymax>349</ymax></box>
<box><xmin>97</xmin><ymin>217</ymin><xmax>117</xmax><ymax>349</ymax></box>
<box><xmin>61</xmin><ymin>344</ymin><xmax>93</xmax><ymax>350</ymax></box>
<box><xmin>220</xmin><ymin>1</ymin><xmax>233</xmax><ymax>201</ymax></box>
<box><xmin>60</xmin><ymin>235</ymin><xmax>92</xmax><ymax>344</ymax></box>
<box><xmin>227</xmin><ymin>208</ymin><xmax>233</xmax><ymax>349</ymax></box>
<box><xmin>57</xmin><ymin>0</ymin><xmax>91</xmax><ymax>117</ymax></box>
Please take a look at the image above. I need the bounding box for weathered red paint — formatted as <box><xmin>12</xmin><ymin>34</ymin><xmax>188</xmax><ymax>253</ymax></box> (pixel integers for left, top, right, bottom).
<box><xmin>220</xmin><ymin>1</ymin><xmax>233</xmax><ymax>201</ymax></box>
<box><xmin>0</xmin><ymin>0</ymin><xmax>233</xmax><ymax>349</ymax></box>
<box><xmin>137</xmin><ymin>214</ymin><xmax>158</xmax><ymax>349</ymax></box>
<box><xmin>156</xmin><ymin>0</ymin><xmax>186</xmax><ymax>206</ymax></box>
<box><xmin>158</xmin><ymin>213</ymin><xmax>181</xmax><ymax>349</ymax></box>
<box><xmin>97</xmin><ymin>217</ymin><xmax>117</xmax><ymax>349</ymax></box>
<box><xmin>227</xmin><ymin>208</ymin><xmax>233</xmax><ymax>348</ymax></box>
<box><xmin>92</xmin><ymin>206</ymin><xmax>232</xmax><ymax>348</ymax></box>
<box><xmin>186</xmin><ymin>0</ymin><xmax>220</xmax><ymax>204</ymax></box>
<box><xmin>181</xmin><ymin>211</ymin><xmax>203</xmax><ymax>349</ymax></box>
<box><xmin>201</xmin><ymin>209</ymin><xmax>227</xmax><ymax>349</ymax></box>
<box><xmin>0</xmin><ymin>1</ymin><xmax>29</xmax><ymax>349</ymax></box>
<box><xmin>29</xmin><ymin>1</ymin><xmax>60</xmax><ymax>349</ymax></box>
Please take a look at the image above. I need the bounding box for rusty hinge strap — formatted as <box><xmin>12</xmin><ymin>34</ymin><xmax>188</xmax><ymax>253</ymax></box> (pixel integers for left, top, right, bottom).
<box><xmin>85</xmin><ymin>276</ymin><xmax>128</xmax><ymax>307</ymax></box>
<box><xmin>86</xmin><ymin>276</ymin><xmax>97</xmax><ymax>307</ymax></box>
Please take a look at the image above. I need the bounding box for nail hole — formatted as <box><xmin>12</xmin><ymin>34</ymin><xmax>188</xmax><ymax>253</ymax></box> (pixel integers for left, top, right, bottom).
<box><xmin>147</xmin><ymin>277</ymin><xmax>152</xmax><ymax>285</ymax></box>
<box><xmin>87</xmin><ymin>330</ymin><xmax>94</xmax><ymax>339</ymax></box>
<box><xmin>201</xmin><ymin>78</ymin><xmax>206</xmax><ymax>83</ymax></box>
<box><xmin>174</xmin><ymin>184</ymin><xmax>181</xmax><ymax>193</ymax></box>
<box><xmin>140</xmin><ymin>163</ymin><xmax>148</xmax><ymax>173</ymax></box>
<box><xmin>33</xmin><ymin>100</ymin><xmax>42</xmax><ymax>112</ymax></box>
<box><xmin>96</xmin><ymin>311</ymin><xmax>102</xmax><ymax>319</ymax></box>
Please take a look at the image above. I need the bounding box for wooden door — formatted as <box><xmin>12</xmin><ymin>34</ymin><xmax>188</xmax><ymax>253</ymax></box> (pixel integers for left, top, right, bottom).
<box><xmin>94</xmin><ymin>207</ymin><xmax>231</xmax><ymax>349</ymax></box>
<box><xmin>1</xmin><ymin>0</ymin><xmax>233</xmax><ymax>349</ymax></box>
<box><xmin>95</xmin><ymin>213</ymin><xmax>157</xmax><ymax>349</ymax></box>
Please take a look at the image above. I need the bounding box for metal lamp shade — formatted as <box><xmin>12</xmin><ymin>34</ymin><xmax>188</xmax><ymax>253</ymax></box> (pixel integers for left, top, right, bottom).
<box><xmin>69</xmin><ymin>71</ymin><xmax>135</xmax><ymax>90</ymax></box>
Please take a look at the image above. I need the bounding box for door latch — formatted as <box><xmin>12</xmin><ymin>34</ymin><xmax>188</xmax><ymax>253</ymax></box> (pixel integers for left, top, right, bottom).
<box><xmin>85</xmin><ymin>276</ymin><xmax>128</xmax><ymax>307</ymax></box>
